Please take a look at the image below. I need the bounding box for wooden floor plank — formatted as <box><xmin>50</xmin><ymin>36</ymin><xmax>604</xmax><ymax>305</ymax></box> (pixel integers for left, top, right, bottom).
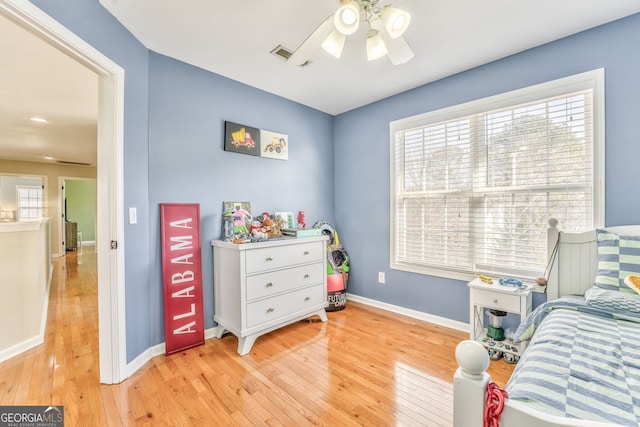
<box><xmin>0</xmin><ymin>246</ymin><xmax>514</xmax><ymax>426</ymax></box>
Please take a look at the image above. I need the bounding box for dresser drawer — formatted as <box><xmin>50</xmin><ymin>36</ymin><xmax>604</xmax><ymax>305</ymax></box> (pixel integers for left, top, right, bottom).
<box><xmin>246</xmin><ymin>284</ymin><xmax>325</xmax><ymax>328</ymax></box>
<box><xmin>473</xmin><ymin>290</ymin><xmax>521</xmax><ymax>312</ymax></box>
<box><xmin>245</xmin><ymin>241</ymin><xmax>324</xmax><ymax>274</ymax></box>
<box><xmin>246</xmin><ymin>262</ymin><xmax>324</xmax><ymax>301</ymax></box>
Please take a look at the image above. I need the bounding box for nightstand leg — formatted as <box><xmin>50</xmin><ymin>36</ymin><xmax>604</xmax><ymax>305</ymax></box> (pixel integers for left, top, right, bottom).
<box><xmin>473</xmin><ymin>305</ymin><xmax>484</xmax><ymax>341</ymax></box>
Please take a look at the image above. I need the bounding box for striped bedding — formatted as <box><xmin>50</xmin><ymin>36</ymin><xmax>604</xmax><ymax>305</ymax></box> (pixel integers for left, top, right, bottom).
<box><xmin>506</xmin><ymin>294</ymin><xmax>640</xmax><ymax>426</ymax></box>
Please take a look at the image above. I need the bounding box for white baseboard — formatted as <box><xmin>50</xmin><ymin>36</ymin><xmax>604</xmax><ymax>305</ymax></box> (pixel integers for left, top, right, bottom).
<box><xmin>126</xmin><ymin>343</ymin><xmax>164</xmax><ymax>377</ymax></box>
<box><xmin>126</xmin><ymin>326</ymin><xmax>221</xmax><ymax>377</ymax></box>
<box><xmin>346</xmin><ymin>293</ymin><xmax>470</xmax><ymax>333</ymax></box>
<box><xmin>0</xmin><ymin>336</ymin><xmax>44</xmax><ymax>364</ymax></box>
<box><xmin>0</xmin><ymin>259</ymin><xmax>54</xmax><ymax>363</ymax></box>
<box><xmin>0</xmin><ymin>310</ymin><xmax>48</xmax><ymax>364</ymax></box>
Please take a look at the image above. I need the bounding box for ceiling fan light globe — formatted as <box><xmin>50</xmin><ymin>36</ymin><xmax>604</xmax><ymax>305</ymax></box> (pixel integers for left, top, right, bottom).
<box><xmin>366</xmin><ymin>32</ymin><xmax>388</xmax><ymax>61</ymax></box>
<box><xmin>377</xmin><ymin>30</ymin><xmax>415</xmax><ymax>65</ymax></box>
<box><xmin>334</xmin><ymin>2</ymin><xmax>360</xmax><ymax>35</ymax></box>
<box><xmin>391</xmin><ymin>15</ymin><xmax>405</xmax><ymax>31</ymax></box>
<box><xmin>321</xmin><ymin>30</ymin><xmax>346</xmax><ymax>58</ymax></box>
<box><xmin>381</xmin><ymin>7</ymin><xmax>411</xmax><ymax>38</ymax></box>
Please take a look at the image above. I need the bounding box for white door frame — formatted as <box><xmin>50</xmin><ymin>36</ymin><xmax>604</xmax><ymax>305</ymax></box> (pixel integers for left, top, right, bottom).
<box><xmin>0</xmin><ymin>0</ymin><xmax>127</xmax><ymax>384</ymax></box>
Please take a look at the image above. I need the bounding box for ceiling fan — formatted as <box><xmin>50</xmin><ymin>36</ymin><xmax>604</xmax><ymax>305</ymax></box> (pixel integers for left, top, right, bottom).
<box><xmin>287</xmin><ymin>0</ymin><xmax>414</xmax><ymax>66</ymax></box>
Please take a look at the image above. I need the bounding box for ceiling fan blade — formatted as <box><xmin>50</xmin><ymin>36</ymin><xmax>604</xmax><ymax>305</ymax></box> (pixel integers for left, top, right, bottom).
<box><xmin>379</xmin><ymin>30</ymin><xmax>415</xmax><ymax>65</ymax></box>
<box><xmin>288</xmin><ymin>15</ymin><xmax>335</xmax><ymax>66</ymax></box>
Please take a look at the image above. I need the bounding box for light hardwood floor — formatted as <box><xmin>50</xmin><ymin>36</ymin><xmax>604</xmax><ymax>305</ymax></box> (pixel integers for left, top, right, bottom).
<box><xmin>0</xmin><ymin>246</ymin><xmax>514</xmax><ymax>426</ymax></box>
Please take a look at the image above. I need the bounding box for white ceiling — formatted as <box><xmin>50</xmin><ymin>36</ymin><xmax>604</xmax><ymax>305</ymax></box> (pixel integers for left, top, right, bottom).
<box><xmin>0</xmin><ymin>13</ymin><xmax>98</xmax><ymax>166</ymax></box>
<box><xmin>99</xmin><ymin>0</ymin><xmax>640</xmax><ymax>115</ymax></box>
<box><xmin>2</xmin><ymin>1</ymin><xmax>640</xmax><ymax>166</ymax></box>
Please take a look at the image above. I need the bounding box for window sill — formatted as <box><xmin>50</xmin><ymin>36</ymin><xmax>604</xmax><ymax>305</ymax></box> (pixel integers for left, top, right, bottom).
<box><xmin>391</xmin><ymin>262</ymin><xmax>547</xmax><ymax>293</ymax></box>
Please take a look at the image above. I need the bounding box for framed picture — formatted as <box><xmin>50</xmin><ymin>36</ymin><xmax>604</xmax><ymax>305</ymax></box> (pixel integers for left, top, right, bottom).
<box><xmin>275</xmin><ymin>211</ymin><xmax>295</xmax><ymax>229</ymax></box>
<box><xmin>224</xmin><ymin>121</ymin><xmax>260</xmax><ymax>156</ymax></box>
<box><xmin>260</xmin><ymin>129</ymin><xmax>288</xmax><ymax>160</ymax></box>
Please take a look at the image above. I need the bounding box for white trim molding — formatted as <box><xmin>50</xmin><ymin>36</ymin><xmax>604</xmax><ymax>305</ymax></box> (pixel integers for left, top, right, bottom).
<box><xmin>0</xmin><ymin>0</ymin><xmax>127</xmax><ymax>384</ymax></box>
<box><xmin>346</xmin><ymin>293</ymin><xmax>469</xmax><ymax>333</ymax></box>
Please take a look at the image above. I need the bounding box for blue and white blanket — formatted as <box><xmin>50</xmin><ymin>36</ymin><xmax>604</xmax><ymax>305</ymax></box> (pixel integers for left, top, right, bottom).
<box><xmin>506</xmin><ymin>291</ymin><xmax>640</xmax><ymax>425</ymax></box>
<box><xmin>513</xmin><ymin>289</ymin><xmax>640</xmax><ymax>343</ymax></box>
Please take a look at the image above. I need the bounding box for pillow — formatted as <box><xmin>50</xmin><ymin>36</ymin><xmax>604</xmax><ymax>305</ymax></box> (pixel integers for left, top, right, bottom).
<box><xmin>585</xmin><ymin>287</ymin><xmax>640</xmax><ymax>313</ymax></box>
<box><xmin>594</xmin><ymin>229</ymin><xmax>640</xmax><ymax>293</ymax></box>
<box><xmin>625</xmin><ymin>275</ymin><xmax>640</xmax><ymax>295</ymax></box>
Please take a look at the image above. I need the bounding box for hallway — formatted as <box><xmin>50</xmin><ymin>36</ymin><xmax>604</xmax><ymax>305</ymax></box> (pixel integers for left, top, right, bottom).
<box><xmin>0</xmin><ymin>246</ymin><xmax>103</xmax><ymax>422</ymax></box>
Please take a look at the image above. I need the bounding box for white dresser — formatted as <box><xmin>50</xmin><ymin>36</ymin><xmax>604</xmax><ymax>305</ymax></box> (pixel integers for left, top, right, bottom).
<box><xmin>211</xmin><ymin>236</ymin><xmax>329</xmax><ymax>355</ymax></box>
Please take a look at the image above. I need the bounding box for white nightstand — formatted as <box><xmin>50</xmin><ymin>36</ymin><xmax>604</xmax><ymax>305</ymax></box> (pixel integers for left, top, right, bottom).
<box><xmin>468</xmin><ymin>277</ymin><xmax>532</xmax><ymax>361</ymax></box>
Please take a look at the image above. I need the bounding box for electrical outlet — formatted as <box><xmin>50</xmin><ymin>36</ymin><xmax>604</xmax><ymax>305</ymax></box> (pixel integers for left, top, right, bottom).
<box><xmin>378</xmin><ymin>272</ymin><xmax>385</xmax><ymax>284</ymax></box>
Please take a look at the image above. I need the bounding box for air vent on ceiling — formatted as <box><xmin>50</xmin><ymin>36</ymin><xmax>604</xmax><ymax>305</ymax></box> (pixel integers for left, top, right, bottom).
<box><xmin>270</xmin><ymin>45</ymin><xmax>293</xmax><ymax>61</ymax></box>
<box><xmin>57</xmin><ymin>160</ymin><xmax>92</xmax><ymax>166</ymax></box>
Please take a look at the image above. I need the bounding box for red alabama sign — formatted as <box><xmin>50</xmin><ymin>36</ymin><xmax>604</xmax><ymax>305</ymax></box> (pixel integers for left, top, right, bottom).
<box><xmin>160</xmin><ymin>203</ymin><xmax>205</xmax><ymax>355</ymax></box>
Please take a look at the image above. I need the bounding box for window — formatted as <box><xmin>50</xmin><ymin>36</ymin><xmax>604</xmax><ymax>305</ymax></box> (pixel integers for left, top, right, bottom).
<box><xmin>390</xmin><ymin>70</ymin><xmax>604</xmax><ymax>281</ymax></box>
<box><xmin>17</xmin><ymin>185</ymin><xmax>43</xmax><ymax>221</ymax></box>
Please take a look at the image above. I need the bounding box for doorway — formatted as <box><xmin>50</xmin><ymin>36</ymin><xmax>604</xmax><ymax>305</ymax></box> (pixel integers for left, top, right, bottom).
<box><xmin>0</xmin><ymin>1</ymin><xmax>126</xmax><ymax>383</ymax></box>
<box><xmin>61</xmin><ymin>177</ymin><xmax>97</xmax><ymax>254</ymax></box>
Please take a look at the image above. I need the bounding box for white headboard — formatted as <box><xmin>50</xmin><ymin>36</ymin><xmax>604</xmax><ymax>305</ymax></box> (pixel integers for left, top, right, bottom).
<box><xmin>546</xmin><ymin>220</ymin><xmax>640</xmax><ymax>300</ymax></box>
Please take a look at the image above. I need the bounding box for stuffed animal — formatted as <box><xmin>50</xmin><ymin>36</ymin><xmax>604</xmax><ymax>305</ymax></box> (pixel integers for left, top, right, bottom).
<box><xmin>261</xmin><ymin>213</ymin><xmax>282</xmax><ymax>237</ymax></box>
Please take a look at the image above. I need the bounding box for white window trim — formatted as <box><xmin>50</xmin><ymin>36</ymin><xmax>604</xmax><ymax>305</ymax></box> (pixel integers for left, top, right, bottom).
<box><xmin>389</xmin><ymin>69</ymin><xmax>605</xmax><ymax>281</ymax></box>
<box><xmin>16</xmin><ymin>184</ymin><xmax>44</xmax><ymax>222</ymax></box>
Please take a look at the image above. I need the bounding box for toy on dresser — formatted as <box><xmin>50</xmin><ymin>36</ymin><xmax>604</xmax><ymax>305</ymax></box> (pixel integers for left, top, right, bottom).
<box><xmin>297</xmin><ymin>211</ymin><xmax>306</xmax><ymax>229</ymax></box>
<box><xmin>257</xmin><ymin>212</ymin><xmax>282</xmax><ymax>238</ymax></box>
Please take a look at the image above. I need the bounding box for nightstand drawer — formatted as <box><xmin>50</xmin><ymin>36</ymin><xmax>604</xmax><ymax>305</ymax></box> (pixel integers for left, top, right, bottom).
<box><xmin>473</xmin><ymin>290</ymin><xmax>521</xmax><ymax>312</ymax></box>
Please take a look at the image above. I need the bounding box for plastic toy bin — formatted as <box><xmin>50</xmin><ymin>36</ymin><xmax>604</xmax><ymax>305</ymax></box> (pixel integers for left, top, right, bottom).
<box><xmin>327</xmin><ymin>272</ymin><xmax>347</xmax><ymax>311</ymax></box>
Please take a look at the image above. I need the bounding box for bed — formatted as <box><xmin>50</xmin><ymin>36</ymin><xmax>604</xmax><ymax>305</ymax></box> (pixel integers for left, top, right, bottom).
<box><xmin>454</xmin><ymin>221</ymin><xmax>640</xmax><ymax>427</ymax></box>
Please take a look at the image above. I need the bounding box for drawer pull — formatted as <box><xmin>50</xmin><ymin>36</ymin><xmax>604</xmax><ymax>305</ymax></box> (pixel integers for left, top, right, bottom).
<box><xmin>493</xmin><ymin>298</ymin><xmax>498</xmax><ymax>303</ymax></box>
<box><xmin>304</xmin><ymin>297</ymin><xmax>310</xmax><ymax>302</ymax></box>
<box><xmin>266</xmin><ymin>282</ymin><xmax>273</xmax><ymax>287</ymax></box>
<box><xmin>266</xmin><ymin>256</ymin><xmax>274</xmax><ymax>261</ymax></box>
<box><xmin>304</xmin><ymin>274</ymin><xmax>310</xmax><ymax>279</ymax></box>
<box><xmin>304</xmin><ymin>251</ymin><xmax>310</xmax><ymax>255</ymax></box>
<box><xmin>267</xmin><ymin>307</ymin><xmax>275</xmax><ymax>313</ymax></box>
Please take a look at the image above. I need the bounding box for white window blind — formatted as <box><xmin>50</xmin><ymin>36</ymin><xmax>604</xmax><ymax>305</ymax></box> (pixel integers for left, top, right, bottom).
<box><xmin>390</xmin><ymin>70</ymin><xmax>603</xmax><ymax>280</ymax></box>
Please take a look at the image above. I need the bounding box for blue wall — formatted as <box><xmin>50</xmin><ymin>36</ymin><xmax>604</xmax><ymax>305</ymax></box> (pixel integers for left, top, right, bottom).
<box><xmin>334</xmin><ymin>13</ymin><xmax>640</xmax><ymax>324</ymax></box>
<box><xmin>146</xmin><ymin>53</ymin><xmax>334</xmax><ymax>345</ymax></box>
<box><xmin>25</xmin><ymin>0</ymin><xmax>640</xmax><ymax>361</ymax></box>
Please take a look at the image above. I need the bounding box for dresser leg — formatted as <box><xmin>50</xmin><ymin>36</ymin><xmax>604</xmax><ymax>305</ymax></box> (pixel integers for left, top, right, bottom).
<box><xmin>213</xmin><ymin>325</ymin><xmax>227</xmax><ymax>339</ymax></box>
<box><xmin>237</xmin><ymin>335</ymin><xmax>258</xmax><ymax>356</ymax></box>
<box><xmin>318</xmin><ymin>309</ymin><xmax>328</xmax><ymax>322</ymax></box>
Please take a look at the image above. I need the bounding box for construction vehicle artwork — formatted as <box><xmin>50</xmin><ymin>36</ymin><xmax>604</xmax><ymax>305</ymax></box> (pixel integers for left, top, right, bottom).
<box><xmin>230</xmin><ymin>127</ymin><xmax>256</xmax><ymax>149</ymax></box>
<box><xmin>264</xmin><ymin>136</ymin><xmax>287</xmax><ymax>154</ymax></box>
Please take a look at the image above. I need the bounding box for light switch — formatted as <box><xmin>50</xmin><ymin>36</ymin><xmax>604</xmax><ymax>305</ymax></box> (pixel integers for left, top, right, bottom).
<box><xmin>129</xmin><ymin>207</ymin><xmax>137</xmax><ymax>224</ymax></box>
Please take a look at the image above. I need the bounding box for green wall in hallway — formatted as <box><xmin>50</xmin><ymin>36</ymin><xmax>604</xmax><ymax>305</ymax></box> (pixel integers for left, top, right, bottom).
<box><xmin>66</xmin><ymin>180</ymin><xmax>96</xmax><ymax>242</ymax></box>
